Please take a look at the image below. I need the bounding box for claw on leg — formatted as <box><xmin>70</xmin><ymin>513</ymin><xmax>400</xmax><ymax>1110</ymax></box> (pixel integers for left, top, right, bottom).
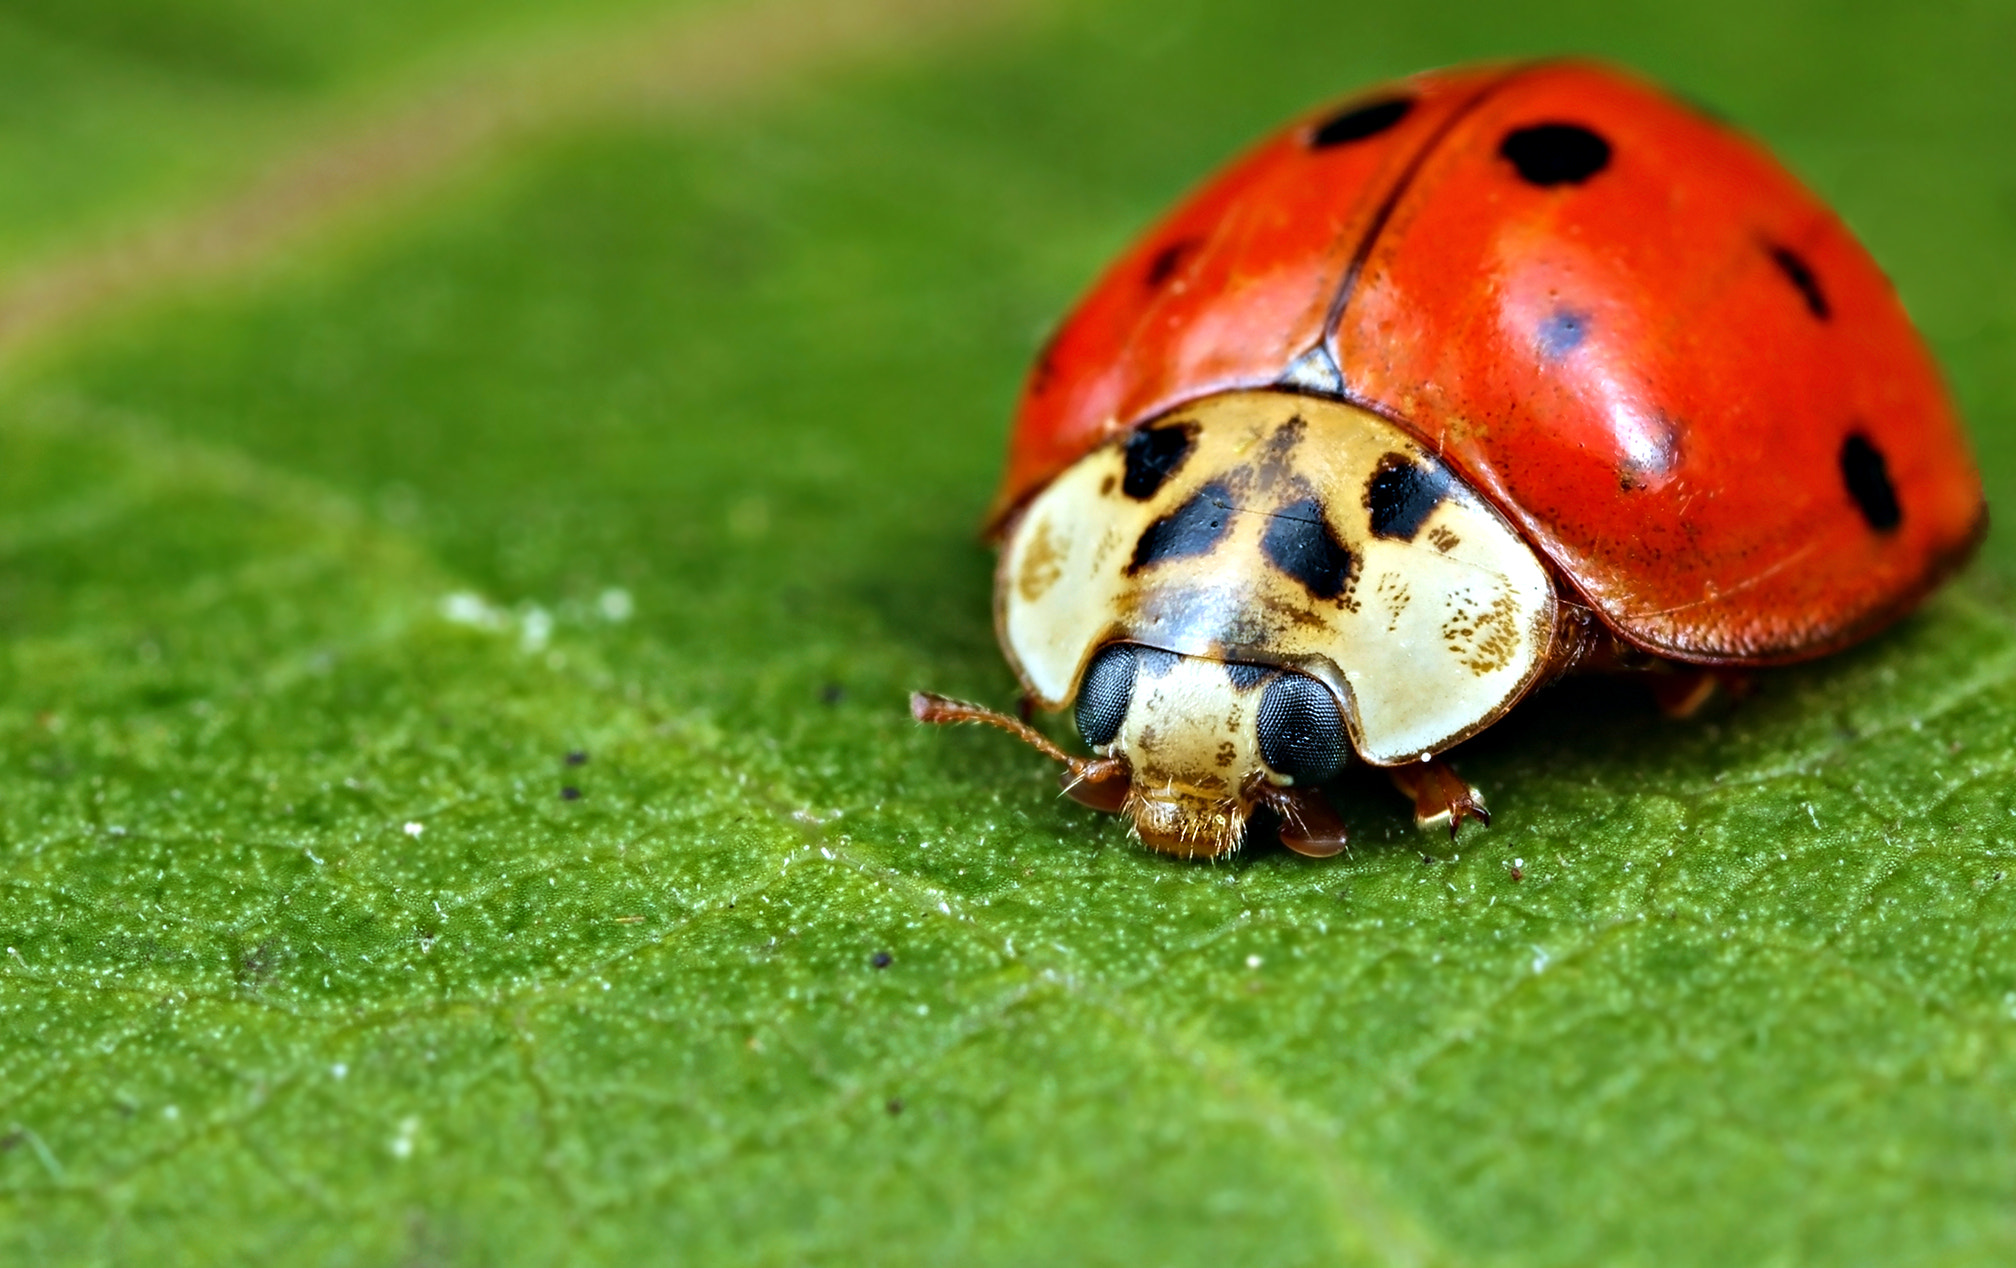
<box><xmin>1388</xmin><ymin>758</ymin><xmax>1489</xmax><ymax>839</ymax></box>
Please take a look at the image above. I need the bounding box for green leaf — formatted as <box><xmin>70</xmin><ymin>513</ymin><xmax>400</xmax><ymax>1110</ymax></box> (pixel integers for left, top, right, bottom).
<box><xmin>4</xmin><ymin>1</ymin><xmax>2016</xmax><ymax>1263</ymax></box>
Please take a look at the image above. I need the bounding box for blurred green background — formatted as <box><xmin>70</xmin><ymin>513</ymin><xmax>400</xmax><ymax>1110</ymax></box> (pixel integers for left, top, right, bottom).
<box><xmin>2</xmin><ymin>0</ymin><xmax>2014</xmax><ymax>1263</ymax></box>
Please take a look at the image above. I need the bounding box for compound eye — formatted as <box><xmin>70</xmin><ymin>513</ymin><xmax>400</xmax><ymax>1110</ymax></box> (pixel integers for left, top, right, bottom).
<box><xmin>1257</xmin><ymin>674</ymin><xmax>1346</xmax><ymax>784</ymax></box>
<box><xmin>1074</xmin><ymin>643</ymin><xmax>1140</xmax><ymax>748</ymax></box>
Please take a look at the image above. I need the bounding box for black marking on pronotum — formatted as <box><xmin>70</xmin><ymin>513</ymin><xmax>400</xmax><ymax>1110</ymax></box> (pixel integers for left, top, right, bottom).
<box><xmin>1129</xmin><ymin>482</ymin><xmax>1234</xmax><ymax>572</ymax></box>
<box><xmin>1768</xmin><ymin>243</ymin><xmax>1831</xmax><ymax>320</ymax></box>
<box><xmin>1840</xmin><ymin>431</ymin><xmax>1901</xmax><ymax>532</ymax></box>
<box><xmin>1254</xmin><ymin>415</ymin><xmax>1308</xmax><ymax>491</ymax></box>
<box><xmin>1121</xmin><ymin>422</ymin><xmax>1200</xmax><ymax>500</ymax></box>
<box><xmin>1365</xmin><ymin>454</ymin><xmax>1452</xmax><ymax>540</ymax></box>
<box><xmin>1500</xmin><ymin>123</ymin><xmax>1611</xmax><ymax>186</ymax></box>
<box><xmin>1224</xmin><ymin>662</ymin><xmax>1269</xmax><ymax>691</ymax></box>
<box><xmin>1262</xmin><ymin>498</ymin><xmax>1355</xmax><ymax>600</ymax></box>
<box><xmin>1309</xmin><ymin>96</ymin><xmax>1413</xmax><ymax>148</ymax></box>
<box><xmin>1536</xmin><ymin>308</ymin><xmax>1589</xmax><ymax>361</ymax></box>
<box><xmin>1144</xmin><ymin>236</ymin><xmax>1202</xmax><ymax>288</ymax></box>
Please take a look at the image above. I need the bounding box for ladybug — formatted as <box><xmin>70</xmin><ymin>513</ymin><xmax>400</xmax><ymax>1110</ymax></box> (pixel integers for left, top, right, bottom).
<box><xmin>914</xmin><ymin>61</ymin><xmax>1984</xmax><ymax>860</ymax></box>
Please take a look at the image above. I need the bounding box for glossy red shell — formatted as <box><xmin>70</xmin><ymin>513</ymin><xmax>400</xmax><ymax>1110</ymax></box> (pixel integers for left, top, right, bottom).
<box><xmin>995</xmin><ymin>62</ymin><xmax>1984</xmax><ymax>664</ymax></box>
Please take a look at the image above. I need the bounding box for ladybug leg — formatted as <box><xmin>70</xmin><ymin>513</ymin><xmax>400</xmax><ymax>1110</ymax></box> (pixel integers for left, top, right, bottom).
<box><xmin>1387</xmin><ymin>759</ymin><xmax>1489</xmax><ymax>840</ymax></box>
<box><xmin>1059</xmin><ymin>756</ymin><xmax>1130</xmax><ymax>814</ymax></box>
<box><xmin>1647</xmin><ymin>669</ymin><xmax>1754</xmax><ymax>719</ymax></box>
<box><xmin>1252</xmin><ymin>783</ymin><xmax>1350</xmax><ymax>858</ymax></box>
<box><xmin>1016</xmin><ymin>692</ymin><xmax>1038</xmax><ymax>724</ymax></box>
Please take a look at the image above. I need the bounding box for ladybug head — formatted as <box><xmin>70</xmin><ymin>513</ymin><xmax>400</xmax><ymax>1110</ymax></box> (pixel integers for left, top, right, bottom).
<box><xmin>912</xmin><ymin>641</ymin><xmax>1353</xmax><ymax>859</ymax></box>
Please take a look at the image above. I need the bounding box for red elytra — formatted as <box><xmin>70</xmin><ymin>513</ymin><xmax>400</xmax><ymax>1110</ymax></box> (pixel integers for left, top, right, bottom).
<box><xmin>993</xmin><ymin>61</ymin><xmax>1984</xmax><ymax>664</ymax></box>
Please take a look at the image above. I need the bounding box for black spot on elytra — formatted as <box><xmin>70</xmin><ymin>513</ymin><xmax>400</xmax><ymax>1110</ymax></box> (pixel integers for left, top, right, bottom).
<box><xmin>1840</xmin><ymin>432</ymin><xmax>1901</xmax><ymax>532</ymax></box>
<box><xmin>1263</xmin><ymin>499</ymin><xmax>1354</xmax><ymax>600</ymax></box>
<box><xmin>1365</xmin><ymin>454</ymin><xmax>1452</xmax><ymax>540</ymax></box>
<box><xmin>1225</xmin><ymin>662</ymin><xmax>1269</xmax><ymax>691</ymax></box>
<box><xmin>1027</xmin><ymin>329</ymin><xmax>1062</xmax><ymax>397</ymax></box>
<box><xmin>1121</xmin><ymin>422</ymin><xmax>1199</xmax><ymax>500</ymax></box>
<box><xmin>1769</xmin><ymin>244</ymin><xmax>1831</xmax><ymax>320</ymax></box>
<box><xmin>1500</xmin><ymin>123</ymin><xmax>1611</xmax><ymax>186</ymax></box>
<box><xmin>1310</xmin><ymin>96</ymin><xmax>1413</xmax><ymax>148</ymax></box>
<box><xmin>1128</xmin><ymin>482</ymin><xmax>1233</xmax><ymax>572</ymax></box>
<box><xmin>1144</xmin><ymin>236</ymin><xmax>1201</xmax><ymax>287</ymax></box>
<box><xmin>1536</xmin><ymin>309</ymin><xmax>1589</xmax><ymax>361</ymax></box>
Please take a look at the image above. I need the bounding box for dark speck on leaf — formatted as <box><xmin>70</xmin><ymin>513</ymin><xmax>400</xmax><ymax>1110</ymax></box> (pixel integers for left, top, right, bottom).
<box><xmin>871</xmin><ymin>951</ymin><xmax>893</xmax><ymax>969</ymax></box>
<box><xmin>885</xmin><ymin>1098</ymin><xmax>904</xmax><ymax>1116</ymax></box>
<box><xmin>565</xmin><ymin>750</ymin><xmax>588</xmax><ymax>766</ymax></box>
<box><xmin>821</xmin><ymin>683</ymin><xmax>846</xmax><ymax>705</ymax></box>
<box><xmin>561</xmin><ymin>786</ymin><xmax>582</xmax><ymax>801</ymax></box>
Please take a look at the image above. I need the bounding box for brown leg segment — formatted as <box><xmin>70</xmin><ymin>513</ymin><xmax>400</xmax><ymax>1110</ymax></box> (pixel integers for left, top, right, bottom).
<box><xmin>1059</xmin><ymin>757</ymin><xmax>1130</xmax><ymax>813</ymax></box>
<box><xmin>1647</xmin><ymin>668</ymin><xmax>1753</xmax><ymax>719</ymax></box>
<box><xmin>1571</xmin><ymin>628</ymin><xmax>1756</xmax><ymax>721</ymax></box>
<box><xmin>1254</xmin><ymin>784</ymin><xmax>1350</xmax><ymax>858</ymax></box>
<box><xmin>1388</xmin><ymin>758</ymin><xmax>1490</xmax><ymax>840</ymax></box>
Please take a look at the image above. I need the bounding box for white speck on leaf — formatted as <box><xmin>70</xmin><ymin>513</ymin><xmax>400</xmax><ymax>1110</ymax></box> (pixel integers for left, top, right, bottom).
<box><xmin>441</xmin><ymin>591</ymin><xmax>505</xmax><ymax>629</ymax></box>
<box><xmin>597</xmin><ymin>587</ymin><xmax>634</xmax><ymax>621</ymax></box>
<box><xmin>519</xmin><ymin>605</ymin><xmax>553</xmax><ymax>652</ymax></box>
<box><xmin>403</xmin><ymin>822</ymin><xmax>424</xmax><ymax>837</ymax></box>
